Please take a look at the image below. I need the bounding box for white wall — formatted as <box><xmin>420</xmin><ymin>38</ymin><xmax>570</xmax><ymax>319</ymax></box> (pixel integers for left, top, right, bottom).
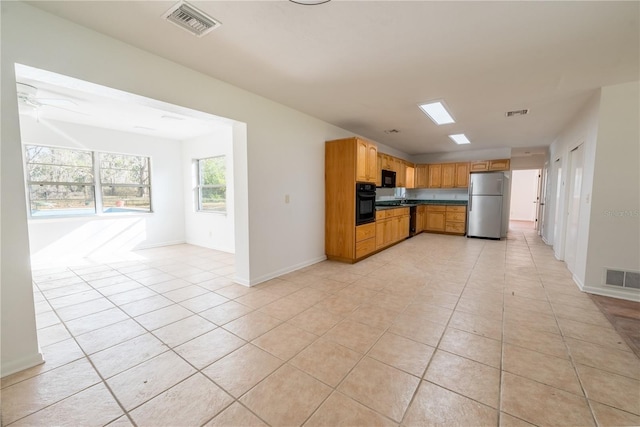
<box><xmin>182</xmin><ymin>128</ymin><xmax>235</xmax><ymax>253</ymax></box>
<box><xmin>545</xmin><ymin>91</ymin><xmax>601</xmax><ymax>267</ymax></box>
<box><xmin>1</xmin><ymin>1</ymin><xmax>355</xmax><ymax>374</ymax></box>
<box><xmin>1</xmin><ymin>60</ymin><xmax>43</xmax><ymax>378</ymax></box>
<box><xmin>511</xmin><ymin>154</ymin><xmax>546</xmax><ymax>170</ymax></box>
<box><xmin>585</xmin><ymin>81</ymin><xmax>640</xmax><ymax>299</ymax></box>
<box><xmin>510</xmin><ymin>169</ymin><xmax>539</xmax><ymax>221</ymax></box>
<box><xmin>20</xmin><ymin>116</ymin><xmax>185</xmax><ymax>264</ymax></box>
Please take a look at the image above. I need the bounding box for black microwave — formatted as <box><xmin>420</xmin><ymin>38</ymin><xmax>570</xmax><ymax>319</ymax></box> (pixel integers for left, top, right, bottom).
<box><xmin>381</xmin><ymin>169</ymin><xmax>396</xmax><ymax>188</ymax></box>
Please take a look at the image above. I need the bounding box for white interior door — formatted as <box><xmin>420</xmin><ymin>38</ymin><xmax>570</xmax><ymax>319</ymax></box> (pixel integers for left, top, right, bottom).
<box><xmin>564</xmin><ymin>144</ymin><xmax>584</xmax><ymax>274</ymax></box>
<box><xmin>538</xmin><ymin>167</ymin><xmax>547</xmax><ymax>236</ymax></box>
<box><xmin>553</xmin><ymin>158</ymin><xmax>563</xmax><ymax>256</ymax></box>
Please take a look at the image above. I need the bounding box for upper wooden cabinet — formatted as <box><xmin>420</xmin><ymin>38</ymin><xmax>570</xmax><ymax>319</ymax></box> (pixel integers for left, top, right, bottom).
<box><xmin>455</xmin><ymin>163</ymin><xmax>469</xmax><ymax>187</ymax></box>
<box><xmin>470</xmin><ymin>158</ymin><xmax>510</xmax><ymax>172</ymax></box>
<box><xmin>405</xmin><ymin>164</ymin><xmax>415</xmax><ymax>189</ymax></box>
<box><xmin>396</xmin><ymin>160</ymin><xmax>406</xmax><ymax>188</ymax></box>
<box><xmin>441</xmin><ymin>163</ymin><xmax>456</xmax><ymax>188</ymax></box>
<box><xmin>415</xmin><ymin>164</ymin><xmax>429</xmax><ymax>188</ymax></box>
<box><xmin>428</xmin><ymin>164</ymin><xmax>442</xmax><ymax>188</ymax></box>
<box><xmin>416</xmin><ymin>162</ymin><xmax>469</xmax><ymax>188</ymax></box>
<box><xmin>356</xmin><ymin>139</ymin><xmax>378</xmax><ymax>182</ymax></box>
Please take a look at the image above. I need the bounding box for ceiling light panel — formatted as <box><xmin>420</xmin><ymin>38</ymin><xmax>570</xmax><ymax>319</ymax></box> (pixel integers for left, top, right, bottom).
<box><xmin>449</xmin><ymin>134</ymin><xmax>470</xmax><ymax>145</ymax></box>
<box><xmin>418</xmin><ymin>101</ymin><xmax>455</xmax><ymax>125</ymax></box>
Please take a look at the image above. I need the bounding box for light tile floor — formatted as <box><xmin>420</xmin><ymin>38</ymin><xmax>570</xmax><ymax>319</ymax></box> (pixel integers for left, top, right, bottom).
<box><xmin>2</xmin><ymin>227</ymin><xmax>640</xmax><ymax>426</ymax></box>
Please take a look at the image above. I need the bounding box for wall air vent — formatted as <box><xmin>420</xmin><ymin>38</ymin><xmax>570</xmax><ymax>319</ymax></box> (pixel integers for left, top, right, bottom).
<box><xmin>163</xmin><ymin>1</ymin><xmax>221</xmax><ymax>37</ymax></box>
<box><xmin>505</xmin><ymin>109</ymin><xmax>529</xmax><ymax>117</ymax></box>
<box><xmin>605</xmin><ymin>268</ymin><xmax>640</xmax><ymax>289</ymax></box>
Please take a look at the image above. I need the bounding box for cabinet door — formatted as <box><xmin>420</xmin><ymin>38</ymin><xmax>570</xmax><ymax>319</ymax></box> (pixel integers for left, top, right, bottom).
<box><xmin>416</xmin><ymin>206</ymin><xmax>424</xmax><ymax>233</ymax></box>
<box><xmin>489</xmin><ymin>159</ymin><xmax>510</xmax><ymax>171</ymax></box>
<box><xmin>405</xmin><ymin>165</ymin><xmax>415</xmax><ymax>189</ymax></box>
<box><xmin>470</xmin><ymin>161</ymin><xmax>489</xmax><ymax>172</ymax></box>
<box><xmin>441</xmin><ymin>163</ymin><xmax>456</xmax><ymax>188</ymax></box>
<box><xmin>366</xmin><ymin>143</ymin><xmax>378</xmax><ymax>181</ymax></box>
<box><xmin>415</xmin><ymin>165</ymin><xmax>429</xmax><ymax>188</ymax></box>
<box><xmin>426</xmin><ymin>211</ymin><xmax>446</xmax><ymax>231</ymax></box>
<box><xmin>428</xmin><ymin>164</ymin><xmax>442</xmax><ymax>188</ymax></box>
<box><xmin>455</xmin><ymin>163</ymin><xmax>469</xmax><ymax>188</ymax></box>
<box><xmin>398</xmin><ymin>215</ymin><xmax>410</xmax><ymax>240</ymax></box>
<box><xmin>396</xmin><ymin>161</ymin><xmax>406</xmax><ymax>187</ymax></box>
<box><xmin>376</xmin><ymin>220</ymin><xmax>386</xmax><ymax>249</ymax></box>
<box><xmin>356</xmin><ymin>139</ymin><xmax>368</xmax><ymax>181</ymax></box>
<box><xmin>376</xmin><ymin>154</ymin><xmax>382</xmax><ymax>187</ymax></box>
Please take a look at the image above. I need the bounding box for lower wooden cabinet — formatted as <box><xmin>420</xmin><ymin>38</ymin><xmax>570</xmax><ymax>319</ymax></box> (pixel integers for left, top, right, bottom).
<box><xmin>424</xmin><ymin>205</ymin><xmax>467</xmax><ymax>235</ymax></box>
<box><xmin>425</xmin><ymin>205</ymin><xmax>446</xmax><ymax>232</ymax></box>
<box><xmin>375</xmin><ymin>208</ymin><xmax>410</xmax><ymax>249</ymax></box>
<box><xmin>355</xmin><ymin>222</ymin><xmax>376</xmax><ymax>258</ymax></box>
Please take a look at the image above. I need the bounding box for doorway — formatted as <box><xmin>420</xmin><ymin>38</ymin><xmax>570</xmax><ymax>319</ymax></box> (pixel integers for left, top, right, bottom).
<box><xmin>509</xmin><ymin>169</ymin><xmax>541</xmax><ymax>230</ymax></box>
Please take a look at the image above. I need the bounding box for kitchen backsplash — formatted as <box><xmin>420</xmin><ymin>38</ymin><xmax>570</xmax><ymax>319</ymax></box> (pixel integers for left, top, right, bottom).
<box><xmin>376</xmin><ymin>187</ymin><xmax>469</xmax><ymax>201</ymax></box>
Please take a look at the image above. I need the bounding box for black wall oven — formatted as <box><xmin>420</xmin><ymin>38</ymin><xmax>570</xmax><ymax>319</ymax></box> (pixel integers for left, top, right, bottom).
<box><xmin>355</xmin><ymin>183</ymin><xmax>376</xmax><ymax>225</ymax></box>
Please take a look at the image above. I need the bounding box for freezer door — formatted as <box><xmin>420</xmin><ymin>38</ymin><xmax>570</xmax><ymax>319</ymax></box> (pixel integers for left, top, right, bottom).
<box><xmin>468</xmin><ymin>195</ymin><xmax>502</xmax><ymax>238</ymax></box>
<box><xmin>470</xmin><ymin>172</ymin><xmax>504</xmax><ymax>195</ymax></box>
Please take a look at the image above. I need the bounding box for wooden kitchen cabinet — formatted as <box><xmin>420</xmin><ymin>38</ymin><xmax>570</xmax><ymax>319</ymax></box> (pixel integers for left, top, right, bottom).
<box><xmin>470</xmin><ymin>158</ymin><xmax>510</xmax><ymax>173</ymax></box>
<box><xmin>455</xmin><ymin>162</ymin><xmax>469</xmax><ymax>187</ymax></box>
<box><xmin>415</xmin><ymin>164</ymin><xmax>429</xmax><ymax>188</ymax></box>
<box><xmin>428</xmin><ymin>164</ymin><xmax>442</xmax><ymax>188</ymax></box>
<box><xmin>356</xmin><ymin>139</ymin><xmax>378</xmax><ymax>182</ymax></box>
<box><xmin>489</xmin><ymin>159</ymin><xmax>510</xmax><ymax>171</ymax></box>
<box><xmin>416</xmin><ymin>205</ymin><xmax>426</xmax><ymax>233</ymax></box>
<box><xmin>425</xmin><ymin>205</ymin><xmax>446</xmax><ymax>232</ymax></box>
<box><xmin>326</xmin><ymin>137</ymin><xmax>378</xmax><ymax>263</ymax></box>
<box><xmin>375</xmin><ymin>207</ymin><xmax>409</xmax><ymax>249</ymax></box>
<box><xmin>441</xmin><ymin>163</ymin><xmax>456</xmax><ymax>188</ymax></box>
<box><xmin>445</xmin><ymin>205</ymin><xmax>467</xmax><ymax>235</ymax></box>
<box><xmin>405</xmin><ymin>163</ymin><xmax>415</xmax><ymax>189</ymax></box>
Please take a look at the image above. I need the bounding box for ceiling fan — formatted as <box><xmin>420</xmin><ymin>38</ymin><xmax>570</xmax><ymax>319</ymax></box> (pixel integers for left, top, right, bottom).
<box><xmin>16</xmin><ymin>82</ymin><xmax>88</xmax><ymax>118</ymax></box>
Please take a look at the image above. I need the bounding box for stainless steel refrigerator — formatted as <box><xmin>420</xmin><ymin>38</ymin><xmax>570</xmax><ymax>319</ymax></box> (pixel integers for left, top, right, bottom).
<box><xmin>467</xmin><ymin>171</ymin><xmax>510</xmax><ymax>239</ymax></box>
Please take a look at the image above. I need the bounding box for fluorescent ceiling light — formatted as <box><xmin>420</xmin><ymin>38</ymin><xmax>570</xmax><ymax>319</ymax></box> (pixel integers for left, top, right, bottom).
<box><xmin>418</xmin><ymin>101</ymin><xmax>455</xmax><ymax>125</ymax></box>
<box><xmin>449</xmin><ymin>134</ymin><xmax>471</xmax><ymax>145</ymax></box>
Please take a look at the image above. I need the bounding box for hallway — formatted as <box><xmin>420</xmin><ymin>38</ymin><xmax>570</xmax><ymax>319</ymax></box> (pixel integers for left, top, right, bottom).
<box><xmin>1</xmin><ymin>228</ymin><xmax>639</xmax><ymax>426</ymax></box>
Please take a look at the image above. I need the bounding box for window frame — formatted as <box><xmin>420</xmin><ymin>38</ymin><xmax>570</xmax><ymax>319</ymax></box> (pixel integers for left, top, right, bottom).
<box><xmin>196</xmin><ymin>155</ymin><xmax>227</xmax><ymax>214</ymax></box>
<box><xmin>24</xmin><ymin>144</ymin><xmax>153</xmax><ymax>219</ymax></box>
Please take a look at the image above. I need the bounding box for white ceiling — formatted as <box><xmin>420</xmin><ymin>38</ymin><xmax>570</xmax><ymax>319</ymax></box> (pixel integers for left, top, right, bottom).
<box><xmin>26</xmin><ymin>1</ymin><xmax>639</xmax><ymax>155</ymax></box>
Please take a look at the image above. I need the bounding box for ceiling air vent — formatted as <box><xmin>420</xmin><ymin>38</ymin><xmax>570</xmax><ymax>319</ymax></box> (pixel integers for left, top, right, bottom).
<box><xmin>505</xmin><ymin>109</ymin><xmax>529</xmax><ymax>117</ymax></box>
<box><xmin>163</xmin><ymin>1</ymin><xmax>221</xmax><ymax>37</ymax></box>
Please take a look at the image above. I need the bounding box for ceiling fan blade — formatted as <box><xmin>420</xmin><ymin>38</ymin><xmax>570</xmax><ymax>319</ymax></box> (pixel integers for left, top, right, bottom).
<box><xmin>37</xmin><ymin>98</ymin><xmax>78</xmax><ymax>107</ymax></box>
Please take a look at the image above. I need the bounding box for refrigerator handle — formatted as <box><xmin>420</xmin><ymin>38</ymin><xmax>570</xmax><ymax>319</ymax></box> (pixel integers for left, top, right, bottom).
<box><xmin>468</xmin><ymin>181</ymin><xmax>473</xmax><ymax>211</ymax></box>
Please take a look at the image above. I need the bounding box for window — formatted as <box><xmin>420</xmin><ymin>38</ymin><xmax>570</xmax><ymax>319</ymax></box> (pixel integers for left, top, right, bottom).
<box><xmin>26</xmin><ymin>145</ymin><xmax>96</xmax><ymax>216</ymax></box>
<box><xmin>100</xmin><ymin>153</ymin><xmax>151</xmax><ymax>213</ymax></box>
<box><xmin>25</xmin><ymin>144</ymin><xmax>152</xmax><ymax>217</ymax></box>
<box><xmin>197</xmin><ymin>156</ymin><xmax>226</xmax><ymax>213</ymax></box>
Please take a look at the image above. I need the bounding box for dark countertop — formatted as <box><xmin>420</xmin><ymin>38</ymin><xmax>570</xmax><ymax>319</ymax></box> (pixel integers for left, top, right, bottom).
<box><xmin>376</xmin><ymin>199</ymin><xmax>468</xmax><ymax>210</ymax></box>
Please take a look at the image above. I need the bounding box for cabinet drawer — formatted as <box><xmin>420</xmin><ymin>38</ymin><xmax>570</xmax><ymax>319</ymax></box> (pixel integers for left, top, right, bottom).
<box><xmin>376</xmin><ymin>210</ymin><xmax>389</xmax><ymax>220</ymax></box>
<box><xmin>446</xmin><ymin>212</ymin><xmax>466</xmax><ymax>222</ymax></box>
<box><xmin>355</xmin><ymin>223</ymin><xmax>376</xmax><ymax>242</ymax></box>
<box><xmin>355</xmin><ymin>237</ymin><xmax>376</xmax><ymax>258</ymax></box>
<box><xmin>445</xmin><ymin>222</ymin><xmax>466</xmax><ymax>233</ymax></box>
<box><xmin>426</xmin><ymin>205</ymin><xmax>446</xmax><ymax>212</ymax></box>
<box><xmin>446</xmin><ymin>206</ymin><xmax>466</xmax><ymax>213</ymax></box>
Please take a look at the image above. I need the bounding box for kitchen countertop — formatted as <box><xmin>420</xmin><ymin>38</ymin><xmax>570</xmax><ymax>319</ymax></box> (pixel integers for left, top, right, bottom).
<box><xmin>376</xmin><ymin>199</ymin><xmax>468</xmax><ymax>210</ymax></box>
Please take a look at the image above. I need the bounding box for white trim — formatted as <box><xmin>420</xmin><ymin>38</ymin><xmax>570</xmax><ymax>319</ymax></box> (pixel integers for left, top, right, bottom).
<box><xmin>245</xmin><ymin>255</ymin><xmax>327</xmax><ymax>287</ymax></box>
<box><xmin>1</xmin><ymin>352</ymin><xmax>44</xmax><ymax>379</ymax></box>
<box><xmin>582</xmin><ymin>285</ymin><xmax>640</xmax><ymax>302</ymax></box>
<box><xmin>572</xmin><ymin>273</ymin><xmax>585</xmax><ymax>290</ymax></box>
<box><xmin>134</xmin><ymin>240</ymin><xmax>186</xmax><ymax>250</ymax></box>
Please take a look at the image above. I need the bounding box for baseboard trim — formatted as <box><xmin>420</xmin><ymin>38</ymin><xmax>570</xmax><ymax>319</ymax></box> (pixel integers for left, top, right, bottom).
<box><xmin>246</xmin><ymin>255</ymin><xmax>327</xmax><ymax>287</ymax></box>
<box><xmin>134</xmin><ymin>240</ymin><xmax>187</xmax><ymax>250</ymax></box>
<box><xmin>1</xmin><ymin>352</ymin><xmax>44</xmax><ymax>379</ymax></box>
<box><xmin>572</xmin><ymin>273</ymin><xmax>586</xmax><ymax>291</ymax></box>
<box><xmin>582</xmin><ymin>285</ymin><xmax>640</xmax><ymax>302</ymax></box>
